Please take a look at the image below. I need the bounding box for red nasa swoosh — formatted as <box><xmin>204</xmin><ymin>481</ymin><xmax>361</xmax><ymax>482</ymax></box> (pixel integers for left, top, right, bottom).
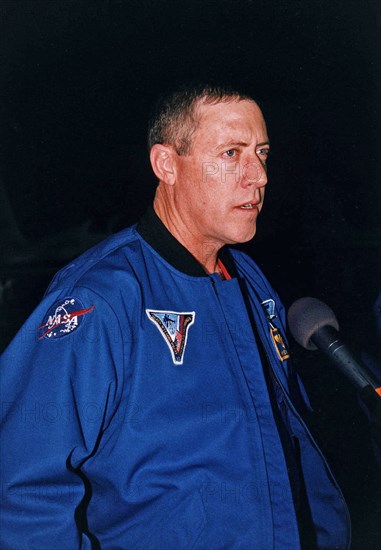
<box><xmin>38</xmin><ymin>305</ymin><xmax>95</xmax><ymax>339</ymax></box>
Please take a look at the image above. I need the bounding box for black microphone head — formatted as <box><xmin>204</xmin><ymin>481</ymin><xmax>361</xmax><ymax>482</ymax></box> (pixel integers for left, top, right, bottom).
<box><xmin>287</xmin><ymin>297</ymin><xmax>340</xmax><ymax>350</ymax></box>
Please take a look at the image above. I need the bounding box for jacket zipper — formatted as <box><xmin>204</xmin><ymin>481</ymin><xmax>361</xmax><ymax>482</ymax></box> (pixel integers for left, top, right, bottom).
<box><xmin>211</xmin><ymin>276</ymin><xmax>351</xmax><ymax>549</ymax></box>
<box><xmin>255</xmin><ymin>314</ymin><xmax>352</xmax><ymax>550</ymax></box>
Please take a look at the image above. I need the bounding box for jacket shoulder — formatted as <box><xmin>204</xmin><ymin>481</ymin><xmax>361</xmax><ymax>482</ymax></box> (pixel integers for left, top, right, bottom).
<box><xmin>46</xmin><ymin>225</ymin><xmax>143</xmax><ymax>296</ymax></box>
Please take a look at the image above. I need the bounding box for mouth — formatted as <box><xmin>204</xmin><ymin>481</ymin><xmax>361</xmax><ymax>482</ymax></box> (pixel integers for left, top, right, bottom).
<box><xmin>237</xmin><ymin>202</ymin><xmax>259</xmax><ymax>210</ymax></box>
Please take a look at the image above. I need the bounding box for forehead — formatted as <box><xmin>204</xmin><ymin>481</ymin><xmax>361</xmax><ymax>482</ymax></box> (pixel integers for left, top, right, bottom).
<box><xmin>192</xmin><ymin>99</ymin><xmax>268</xmax><ymax>144</ymax></box>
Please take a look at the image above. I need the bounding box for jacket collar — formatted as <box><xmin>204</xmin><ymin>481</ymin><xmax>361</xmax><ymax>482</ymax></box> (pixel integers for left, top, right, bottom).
<box><xmin>136</xmin><ymin>206</ymin><xmax>237</xmax><ymax>278</ymax></box>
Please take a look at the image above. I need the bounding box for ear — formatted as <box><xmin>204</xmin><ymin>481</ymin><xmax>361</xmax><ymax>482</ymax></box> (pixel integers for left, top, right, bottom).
<box><xmin>150</xmin><ymin>144</ymin><xmax>177</xmax><ymax>185</ymax></box>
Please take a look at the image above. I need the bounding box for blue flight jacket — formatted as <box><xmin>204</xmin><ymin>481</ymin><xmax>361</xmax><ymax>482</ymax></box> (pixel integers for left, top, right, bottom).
<box><xmin>0</xmin><ymin>211</ymin><xmax>351</xmax><ymax>549</ymax></box>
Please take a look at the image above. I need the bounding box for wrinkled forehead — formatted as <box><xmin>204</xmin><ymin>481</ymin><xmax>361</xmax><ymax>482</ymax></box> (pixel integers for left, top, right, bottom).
<box><xmin>192</xmin><ymin>98</ymin><xmax>267</xmax><ymax>140</ymax></box>
<box><xmin>195</xmin><ymin>96</ymin><xmax>262</xmax><ymax>118</ymax></box>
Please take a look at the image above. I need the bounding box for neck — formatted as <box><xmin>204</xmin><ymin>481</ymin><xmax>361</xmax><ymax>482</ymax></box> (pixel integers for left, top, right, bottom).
<box><xmin>153</xmin><ymin>192</ymin><xmax>221</xmax><ymax>274</ymax></box>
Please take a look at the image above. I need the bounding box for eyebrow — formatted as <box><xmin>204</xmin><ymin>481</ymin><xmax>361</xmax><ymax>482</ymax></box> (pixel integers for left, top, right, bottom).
<box><xmin>214</xmin><ymin>140</ymin><xmax>271</xmax><ymax>150</ymax></box>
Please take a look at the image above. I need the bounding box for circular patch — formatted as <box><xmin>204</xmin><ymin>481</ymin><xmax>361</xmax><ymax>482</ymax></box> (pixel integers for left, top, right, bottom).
<box><xmin>38</xmin><ymin>297</ymin><xmax>94</xmax><ymax>340</ymax></box>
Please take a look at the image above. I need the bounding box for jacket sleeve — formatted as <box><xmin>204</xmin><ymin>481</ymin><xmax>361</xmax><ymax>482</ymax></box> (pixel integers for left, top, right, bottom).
<box><xmin>0</xmin><ymin>286</ymin><xmax>125</xmax><ymax>550</ymax></box>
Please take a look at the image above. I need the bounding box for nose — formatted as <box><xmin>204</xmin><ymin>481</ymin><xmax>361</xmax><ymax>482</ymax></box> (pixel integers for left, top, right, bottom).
<box><xmin>240</xmin><ymin>157</ymin><xmax>268</xmax><ymax>189</ymax></box>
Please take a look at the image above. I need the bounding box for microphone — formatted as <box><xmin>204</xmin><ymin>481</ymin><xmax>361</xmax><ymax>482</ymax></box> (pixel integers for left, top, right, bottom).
<box><xmin>287</xmin><ymin>297</ymin><xmax>381</xmax><ymax>401</ymax></box>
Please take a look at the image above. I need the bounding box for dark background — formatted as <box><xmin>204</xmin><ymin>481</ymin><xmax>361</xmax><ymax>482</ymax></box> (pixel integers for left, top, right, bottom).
<box><xmin>1</xmin><ymin>0</ymin><xmax>380</xmax><ymax>547</ymax></box>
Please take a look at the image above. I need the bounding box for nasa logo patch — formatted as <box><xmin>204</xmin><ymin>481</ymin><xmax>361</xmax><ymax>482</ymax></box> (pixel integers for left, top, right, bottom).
<box><xmin>38</xmin><ymin>297</ymin><xmax>94</xmax><ymax>340</ymax></box>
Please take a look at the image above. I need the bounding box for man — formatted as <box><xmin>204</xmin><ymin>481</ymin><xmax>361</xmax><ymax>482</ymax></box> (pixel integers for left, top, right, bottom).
<box><xmin>1</xmin><ymin>85</ymin><xmax>350</xmax><ymax>549</ymax></box>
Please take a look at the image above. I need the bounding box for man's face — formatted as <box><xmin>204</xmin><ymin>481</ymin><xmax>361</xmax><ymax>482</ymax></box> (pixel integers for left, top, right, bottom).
<box><xmin>172</xmin><ymin>99</ymin><xmax>269</xmax><ymax>249</ymax></box>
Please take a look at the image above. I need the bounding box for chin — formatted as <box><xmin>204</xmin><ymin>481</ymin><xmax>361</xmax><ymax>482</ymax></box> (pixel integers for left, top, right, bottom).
<box><xmin>238</xmin><ymin>232</ymin><xmax>257</xmax><ymax>244</ymax></box>
<box><xmin>227</xmin><ymin>227</ymin><xmax>257</xmax><ymax>245</ymax></box>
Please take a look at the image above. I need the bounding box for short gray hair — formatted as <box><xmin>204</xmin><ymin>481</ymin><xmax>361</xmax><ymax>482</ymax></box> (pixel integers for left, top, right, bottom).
<box><xmin>148</xmin><ymin>84</ymin><xmax>257</xmax><ymax>155</ymax></box>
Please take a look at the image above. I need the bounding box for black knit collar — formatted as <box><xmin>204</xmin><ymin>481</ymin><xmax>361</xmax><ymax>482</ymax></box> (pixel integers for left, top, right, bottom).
<box><xmin>136</xmin><ymin>206</ymin><xmax>237</xmax><ymax>278</ymax></box>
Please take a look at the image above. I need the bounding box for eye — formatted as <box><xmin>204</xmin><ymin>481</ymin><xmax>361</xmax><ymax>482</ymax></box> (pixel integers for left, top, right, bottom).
<box><xmin>224</xmin><ymin>149</ymin><xmax>237</xmax><ymax>158</ymax></box>
<box><xmin>257</xmin><ymin>147</ymin><xmax>270</xmax><ymax>161</ymax></box>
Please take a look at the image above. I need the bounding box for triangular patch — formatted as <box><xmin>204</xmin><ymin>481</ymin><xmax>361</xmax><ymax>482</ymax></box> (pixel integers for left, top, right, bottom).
<box><xmin>146</xmin><ymin>309</ymin><xmax>195</xmax><ymax>365</ymax></box>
